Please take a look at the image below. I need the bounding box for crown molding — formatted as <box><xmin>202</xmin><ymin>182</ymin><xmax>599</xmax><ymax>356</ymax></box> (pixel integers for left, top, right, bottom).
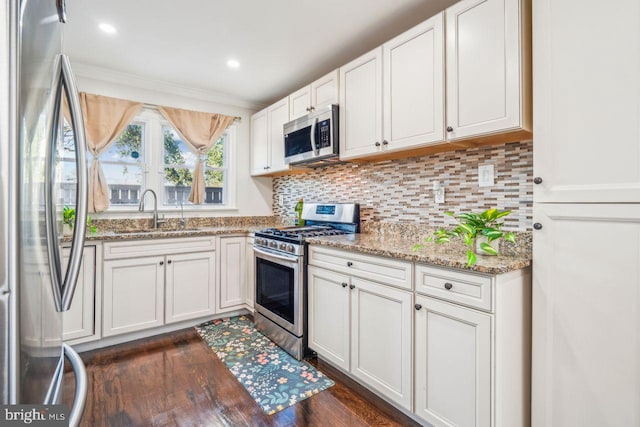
<box><xmin>71</xmin><ymin>62</ymin><xmax>266</xmax><ymax>111</ymax></box>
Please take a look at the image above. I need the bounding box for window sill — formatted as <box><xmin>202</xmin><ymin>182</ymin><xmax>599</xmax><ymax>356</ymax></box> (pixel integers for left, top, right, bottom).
<box><xmin>91</xmin><ymin>205</ymin><xmax>239</xmax><ymax>219</ymax></box>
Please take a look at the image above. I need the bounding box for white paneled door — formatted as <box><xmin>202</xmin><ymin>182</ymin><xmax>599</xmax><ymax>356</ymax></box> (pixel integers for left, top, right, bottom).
<box><xmin>165</xmin><ymin>251</ymin><xmax>216</xmax><ymax>323</ymax></box>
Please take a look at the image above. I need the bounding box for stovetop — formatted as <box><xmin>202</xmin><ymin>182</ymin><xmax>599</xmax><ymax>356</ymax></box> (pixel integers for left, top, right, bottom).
<box><xmin>258</xmin><ymin>225</ymin><xmax>348</xmax><ymax>240</ymax></box>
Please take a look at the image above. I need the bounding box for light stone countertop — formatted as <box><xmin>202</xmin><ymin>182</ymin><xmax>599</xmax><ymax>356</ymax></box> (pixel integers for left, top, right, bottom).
<box><xmin>65</xmin><ymin>225</ymin><xmax>267</xmax><ymax>243</ymax></box>
<box><xmin>306</xmin><ymin>233</ymin><xmax>531</xmax><ymax>275</ymax></box>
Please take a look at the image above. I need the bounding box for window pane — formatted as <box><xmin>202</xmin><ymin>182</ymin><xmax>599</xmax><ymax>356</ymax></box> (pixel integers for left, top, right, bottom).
<box><xmin>101</xmin><ymin>124</ymin><xmax>145</xmax><ymax>206</ymax></box>
<box><xmin>204</xmin><ymin>169</ymin><xmax>224</xmax><ymax>204</ymax></box>
<box><xmin>164</xmin><ymin>167</ymin><xmax>192</xmax><ymax>205</ymax></box>
<box><xmin>163</xmin><ymin>127</ymin><xmax>196</xmax><ymax>167</ymax></box>
<box><xmin>105</xmin><ymin>124</ymin><xmax>143</xmax><ymax>163</ymax></box>
<box><xmin>206</xmin><ymin>137</ymin><xmax>224</xmax><ymax>168</ymax></box>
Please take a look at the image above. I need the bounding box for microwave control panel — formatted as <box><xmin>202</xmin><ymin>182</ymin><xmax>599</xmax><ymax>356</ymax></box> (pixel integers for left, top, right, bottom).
<box><xmin>316</xmin><ymin>119</ymin><xmax>331</xmax><ymax>149</ymax></box>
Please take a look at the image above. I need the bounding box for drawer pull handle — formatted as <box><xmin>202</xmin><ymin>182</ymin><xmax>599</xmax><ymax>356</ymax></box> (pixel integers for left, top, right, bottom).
<box><xmin>444</xmin><ymin>282</ymin><xmax>453</xmax><ymax>290</ymax></box>
<box><xmin>341</xmin><ymin>282</ymin><xmax>348</xmax><ymax>288</ymax></box>
<box><xmin>414</xmin><ymin>304</ymin><xmax>422</xmax><ymax>311</ymax></box>
<box><xmin>167</xmin><ymin>260</ymin><xmax>172</xmax><ymax>264</ymax></box>
<box><xmin>347</xmin><ymin>262</ymin><xmax>353</xmax><ymax>267</ymax></box>
<box><xmin>349</xmin><ymin>284</ymin><xmax>356</xmax><ymax>290</ymax></box>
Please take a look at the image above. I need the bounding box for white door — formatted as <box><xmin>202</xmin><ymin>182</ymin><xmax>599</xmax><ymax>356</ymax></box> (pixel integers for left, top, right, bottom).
<box><xmin>219</xmin><ymin>236</ymin><xmax>246</xmax><ymax>311</ymax></box>
<box><xmin>415</xmin><ymin>294</ymin><xmax>491</xmax><ymax>427</ymax></box>
<box><xmin>103</xmin><ymin>256</ymin><xmax>165</xmax><ymax>337</ymax></box>
<box><xmin>289</xmin><ymin>85</ymin><xmax>311</xmax><ymax>120</ymax></box>
<box><xmin>445</xmin><ymin>0</ymin><xmax>522</xmax><ymax>140</ymax></box>
<box><xmin>165</xmin><ymin>251</ymin><xmax>216</xmax><ymax>323</ymax></box>
<box><xmin>311</xmin><ymin>69</ymin><xmax>339</xmax><ymax>108</ymax></box>
<box><xmin>268</xmin><ymin>97</ymin><xmax>290</xmax><ymax>173</ymax></box>
<box><xmin>339</xmin><ymin>47</ymin><xmax>383</xmax><ymax>160</ymax></box>
<box><xmin>383</xmin><ymin>13</ymin><xmax>445</xmax><ymax>151</ymax></box>
<box><xmin>532</xmin><ymin>204</ymin><xmax>640</xmax><ymax>427</ymax></box>
<box><xmin>245</xmin><ymin>237</ymin><xmax>255</xmax><ymax>309</ymax></box>
<box><xmin>533</xmin><ymin>0</ymin><xmax>640</xmax><ymax>203</ymax></box>
<box><xmin>62</xmin><ymin>246</ymin><xmax>96</xmax><ymax>342</ymax></box>
<box><xmin>307</xmin><ymin>266</ymin><xmax>351</xmax><ymax>371</ymax></box>
<box><xmin>250</xmin><ymin>108</ymin><xmax>269</xmax><ymax>175</ymax></box>
<box><xmin>350</xmin><ymin>277</ymin><xmax>412</xmax><ymax>410</ymax></box>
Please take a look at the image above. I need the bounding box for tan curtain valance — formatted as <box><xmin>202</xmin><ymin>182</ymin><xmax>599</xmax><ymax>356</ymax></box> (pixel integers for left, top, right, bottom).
<box><xmin>158</xmin><ymin>106</ymin><xmax>235</xmax><ymax>204</ymax></box>
<box><xmin>76</xmin><ymin>93</ymin><xmax>143</xmax><ymax>212</ymax></box>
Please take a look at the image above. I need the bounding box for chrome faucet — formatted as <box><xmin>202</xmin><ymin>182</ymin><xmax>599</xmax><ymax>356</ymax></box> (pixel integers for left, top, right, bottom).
<box><xmin>178</xmin><ymin>199</ymin><xmax>186</xmax><ymax>230</ymax></box>
<box><xmin>138</xmin><ymin>189</ymin><xmax>165</xmax><ymax>229</ymax></box>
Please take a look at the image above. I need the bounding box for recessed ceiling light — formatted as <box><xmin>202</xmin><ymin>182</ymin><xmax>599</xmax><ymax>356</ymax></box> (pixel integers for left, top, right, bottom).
<box><xmin>98</xmin><ymin>23</ymin><xmax>117</xmax><ymax>35</ymax></box>
<box><xmin>226</xmin><ymin>59</ymin><xmax>240</xmax><ymax>69</ymax></box>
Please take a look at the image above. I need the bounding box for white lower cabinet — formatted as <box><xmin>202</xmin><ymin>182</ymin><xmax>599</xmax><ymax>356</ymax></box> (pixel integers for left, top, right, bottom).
<box><xmin>307</xmin><ymin>264</ymin><xmax>413</xmax><ymax>410</ymax></box>
<box><xmin>218</xmin><ymin>236</ymin><xmax>246</xmax><ymax>311</ymax></box>
<box><xmin>63</xmin><ymin>245</ymin><xmax>101</xmax><ymax>344</ymax></box>
<box><xmin>165</xmin><ymin>251</ymin><xmax>216</xmax><ymax>324</ymax></box>
<box><xmin>415</xmin><ymin>294</ymin><xmax>491</xmax><ymax>427</ymax></box>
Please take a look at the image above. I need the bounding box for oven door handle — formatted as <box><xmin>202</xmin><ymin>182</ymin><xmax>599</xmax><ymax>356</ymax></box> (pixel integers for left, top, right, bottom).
<box><xmin>253</xmin><ymin>246</ymin><xmax>300</xmax><ymax>264</ymax></box>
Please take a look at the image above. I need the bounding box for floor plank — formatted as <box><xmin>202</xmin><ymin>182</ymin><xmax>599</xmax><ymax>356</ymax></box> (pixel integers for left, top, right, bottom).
<box><xmin>63</xmin><ymin>328</ymin><xmax>421</xmax><ymax>427</ymax></box>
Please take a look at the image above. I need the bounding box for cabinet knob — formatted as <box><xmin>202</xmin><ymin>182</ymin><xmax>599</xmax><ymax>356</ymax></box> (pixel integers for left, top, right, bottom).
<box><xmin>347</xmin><ymin>261</ymin><xmax>353</xmax><ymax>267</ymax></box>
<box><xmin>306</xmin><ymin>107</ymin><xmax>311</xmax><ymax>112</ymax></box>
<box><xmin>382</xmin><ymin>140</ymin><xmax>389</xmax><ymax>145</ymax></box>
<box><xmin>533</xmin><ymin>223</ymin><xmax>543</xmax><ymax>230</ymax></box>
<box><xmin>444</xmin><ymin>282</ymin><xmax>453</xmax><ymax>290</ymax></box>
<box><xmin>349</xmin><ymin>284</ymin><xmax>356</xmax><ymax>290</ymax></box>
<box><xmin>167</xmin><ymin>260</ymin><xmax>172</xmax><ymax>264</ymax></box>
<box><xmin>534</xmin><ymin>177</ymin><xmax>543</xmax><ymax>185</ymax></box>
<box><xmin>159</xmin><ymin>261</ymin><xmax>164</xmax><ymax>266</ymax></box>
<box><xmin>374</xmin><ymin>141</ymin><xmax>381</xmax><ymax>147</ymax></box>
<box><xmin>415</xmin><ymin>304</ymin><xmax>422</xmax><ymax>311</ymax></box>
<box><xmin>341</xmin><ymin>282</ymin><xmax>348</xmax><ymax>288</ymax></box>
<box><xmin>446</xmin><ymin>126</ymin><xmax>453</xmax><ymax>132</ymax></box>
<box><xmin>309</xmin><ymin>106</ymin><xmax>315</xmax><ymax>111</ymax></box>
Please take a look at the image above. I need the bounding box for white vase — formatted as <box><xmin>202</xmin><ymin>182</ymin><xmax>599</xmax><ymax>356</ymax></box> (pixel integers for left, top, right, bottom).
<box><xmin>474</xmin><ymin>236</ymin><xmax>499</xmax><ymax>256</ymax></box>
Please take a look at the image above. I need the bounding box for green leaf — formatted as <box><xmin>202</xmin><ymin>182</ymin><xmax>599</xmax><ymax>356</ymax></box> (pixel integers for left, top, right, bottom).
<box><xmin>434</xmin><ymin>236</ymin><xmax>450</xmax><ymax>244</ymax></box>
<box><xmin>484</xmin><ymin>208</ymin><xmax>498</xmax><ymax>220</ymax></box>
<box><xmin>504</xmin><ymin>232</ymin><xmax>516</xmax><ymax>243</ymax></box>
<box><xmin>466</xmin><ymin>250</ymin><xmax>477</xmax><ymax>266</ymax></box>
<box><xmin>458</xmin><ymin>223</ymin><xmax>474</xmax><ymax>235</ymax></box>
<box><xmin>444</xmin><ymin>211</ymin><xmax>455</xmax><ymax>217</ymax></box>
<box><xmin>463</xmin><ymin>234</ymin><xmax>473</xmax><ymax>246</ymax></box>
<box><xmin>479</xmin><ymin>242</ymin><xmax>498</xmax><ymax>255</ymax></box>
<box><xmin>412</xmin><ymin>244</ymin><xmax>424</xmax><ymax>251</ymax></box>
<box><xmin>494</xmin><ymin>210</ymin><xmax>512</xmax><ymax>219</ymax></box>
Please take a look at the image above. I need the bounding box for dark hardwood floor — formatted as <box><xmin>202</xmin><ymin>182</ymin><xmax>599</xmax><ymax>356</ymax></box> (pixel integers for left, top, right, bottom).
<box><xmin>63</xmin><ymin>328</ymin><xmax>421</xmax><ymax>427</ymax></box>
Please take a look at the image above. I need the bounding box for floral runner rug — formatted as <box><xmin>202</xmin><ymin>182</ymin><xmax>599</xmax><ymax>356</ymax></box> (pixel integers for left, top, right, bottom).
<box><xmin>195</xmin><ymin>315</ymin><xmax>335</xmax><ymax>415</ymax></box>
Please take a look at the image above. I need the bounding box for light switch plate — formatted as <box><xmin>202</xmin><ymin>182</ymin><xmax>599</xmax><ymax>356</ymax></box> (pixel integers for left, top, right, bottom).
<box><xmin>278</xmin><ymin>195</ymin><xmax>284</xmax><ymax>205</ymax></box>
<box><xmin>478</xmin><ymin>164</ymin><xmax>495</xmax><ymax>187</ymax></box>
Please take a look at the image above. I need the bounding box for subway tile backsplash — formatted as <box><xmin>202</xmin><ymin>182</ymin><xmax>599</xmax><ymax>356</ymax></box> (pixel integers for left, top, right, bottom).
<box><xmin>273</xmin><ymin>141</ymin><xmax>533</xmax><ymax>231</ymax></box>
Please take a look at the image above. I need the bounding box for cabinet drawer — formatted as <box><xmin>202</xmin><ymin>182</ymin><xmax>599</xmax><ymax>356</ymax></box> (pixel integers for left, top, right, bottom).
<box><xmin>308</xmin><ymin>245</ymin><xmax>412</xmax><ymax>290</ymax></box>
<box><xmin>103</xmin><ymin>236</ymin><xmax>216</xmax><ymax>260</ymax></box>
<box><xmin>415</xmin><ymin>264</ymin><xmax>493</xmax><ymax>311</ymax></box>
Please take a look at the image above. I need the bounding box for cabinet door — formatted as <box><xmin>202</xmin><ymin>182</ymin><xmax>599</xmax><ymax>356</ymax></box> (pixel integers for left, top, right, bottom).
<box><xmin>383</xmin><ymin>13</ymin><xmax>444</xmax><ymax>151</ymax></box>
<box><xmin>445</xmin><ymin>0</ymin><xmax>523</xmax><ymax>140</ymax></box>
<box><xmin>103</xmin><ymin>256</ymin><xmax>165</xmax><ymax>337</ymax></box>
<box><xmin>311</xmin><ymin>69</ymin><xmax>339</xmax><ymax>108</ymax></box>
<box><xmin>350</xmin><ymin>277</ymin><xmax>412</xmax><ymax>410</ymax></box>
<box><xmin>289</xmin><ymin>85</ymin><xmax>312</xmax><ymax>120</ymax></box>
<box><xmin>533</xmin><ymin>0</ymin><xmax>640</xmax><ymax>203</ymax></box>
<box><xmin>268</xmin><ymin>97</ymin><xmax>290</xmax><ymax>173</ymax></box>
<box><xmin>250</xmin><ymin>108</ymin><xmax>269</xmax><ymax>175</ymax></box>
<box><xmin>62</xmin><ymin>246</ymin><xmax>96</xmax><ymax>342</ymax></box>
<box><xmin>308</xmin><ymin>266</ymin><xmax>351</xmax><ymax>371</ymax></box>
<box><xmin>165</xmin><ymin>251</ymin><xmax>216</xmax><ymax>323</ymax></box>
<box><xmin>532</xmin><ymin>204</ymin><xmax>640</xmax><ymax>427</ymax></box>
<box><xmin>245</xmin><ymin>237</ymin><xmax>255</xmax><ymax>309</ymax></box>
<box><xmin>219</xmin><ymin>236</ymin><xmax>246</xmax><ymax>311</ymax></box>
<box><xmin>339</xmin><ymin>47</ymin><xmax>383</xmax><ymax>160</ymax></box>
<box><xmin>415</xmin><ymin>294</ymin><xmax>491</xmax><ymax>427</ymax></box>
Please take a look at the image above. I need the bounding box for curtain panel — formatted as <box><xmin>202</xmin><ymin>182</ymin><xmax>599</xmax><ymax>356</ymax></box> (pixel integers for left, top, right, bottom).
<box><xmin>157</xmin><ymin>106</ymin><xmax>235</xmax><ymax>204</ymax></box>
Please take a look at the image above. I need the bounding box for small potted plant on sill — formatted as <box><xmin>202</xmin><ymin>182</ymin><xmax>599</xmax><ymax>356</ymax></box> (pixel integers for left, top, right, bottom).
<box><xmin>62</xmin><ymin>206</ymin><xmax>97</xmax><ymax>235</ymax></box>
<box><xmin>413</xmin><ymin>208</ymin><xmax>516</xmax><ymax>266</ymax></box>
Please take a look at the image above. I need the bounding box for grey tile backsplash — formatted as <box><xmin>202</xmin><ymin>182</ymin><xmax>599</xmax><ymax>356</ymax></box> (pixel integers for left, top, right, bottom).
<box><xmin>273</xmin><ymin>141</ymin><xmax>533</xmax><ymax>231</ymax></box>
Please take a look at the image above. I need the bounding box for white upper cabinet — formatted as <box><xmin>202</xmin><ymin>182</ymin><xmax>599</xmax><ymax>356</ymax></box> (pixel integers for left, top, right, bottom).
<box><xmin>383</xmin><ymin>13</ymin><xmax>445</xmax><ymax>152</ymax></box>
<box><xmin>250</xmin><ymin>97</ymin><xmax>290</xmax><ymax>176</ymax></box>
<box><xmin>533</xmin><ymin>0</ymin><xmax>640</xmax><ymax>203</ymax></box>
<box><xmin>445</xmin><ymin>0</ymin><xmax>531</xmax><ymax>141</ymax></box>
<box><xmin>289</xmin><ymin>70</ymin><xmax>339</xmax><ymax>121</ymax></box>
<box><xmin>339</xmin><ymin>48</ymin><xmax>383</xmax><ymax>160</ymax></box>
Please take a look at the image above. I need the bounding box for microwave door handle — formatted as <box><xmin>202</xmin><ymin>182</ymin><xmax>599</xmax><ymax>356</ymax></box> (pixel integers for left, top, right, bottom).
<box><xmin>310</xmin><ymin>117</ymin><xmax>318</xmax><ymax>155</ymax></box>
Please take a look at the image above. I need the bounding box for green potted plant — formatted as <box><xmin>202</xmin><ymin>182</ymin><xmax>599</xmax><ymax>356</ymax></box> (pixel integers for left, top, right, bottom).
<box><xmin>414</xmin><ymin>208</ymin><xmax>516</xmax><ymax>266</ymax></box>
<box><xmin>62</xmin><ymin>206</ymin><xmax>97</xmax><ymax>235</ymax></box>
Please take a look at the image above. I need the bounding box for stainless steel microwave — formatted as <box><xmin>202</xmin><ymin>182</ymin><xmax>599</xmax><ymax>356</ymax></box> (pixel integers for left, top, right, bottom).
<box><xmin>284</xmin><ymin>104</ymin><xmax>339</xmax><ymax>165</ymax></box>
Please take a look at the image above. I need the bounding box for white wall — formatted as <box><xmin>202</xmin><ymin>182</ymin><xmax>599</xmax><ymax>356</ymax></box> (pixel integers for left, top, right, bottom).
<box><xmin>71</xmin><ymin>63</ymin><xmax>273</xmax><ymax>218</ymax></box>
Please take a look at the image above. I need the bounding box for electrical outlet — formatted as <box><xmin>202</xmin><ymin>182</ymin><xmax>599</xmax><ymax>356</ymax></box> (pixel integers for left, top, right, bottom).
<box><xmin>433</xmin><ymin>181</ymin><xmax>445</xmax><ymax>204</ymax></box>
<box><xmin>278</xmin><ymin>194</ymin><xmax>284</xmax><ymax>205</ymax></box>
<box><xmin>478</xmin><ymin>164</ymin><xmax>495</xmax><ymax>187</ymax></box>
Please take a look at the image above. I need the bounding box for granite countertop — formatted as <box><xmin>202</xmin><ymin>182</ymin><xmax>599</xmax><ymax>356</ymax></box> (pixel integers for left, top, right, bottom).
<box><xmin>306</xmin><ymin>233</ymin><xmax>531</xmax><ymax>275</ymax></box>
<box><xmin>65</xmin><ymin>225</ymin><xmax>266</xmax><ymax>243</ymax></box>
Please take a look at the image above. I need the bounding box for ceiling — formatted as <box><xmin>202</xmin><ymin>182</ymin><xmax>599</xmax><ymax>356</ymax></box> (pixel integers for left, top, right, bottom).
<box><xmin>64</xmin><ymin>0</ymin><xmax>457</xmax><ymax>108</ymax></box>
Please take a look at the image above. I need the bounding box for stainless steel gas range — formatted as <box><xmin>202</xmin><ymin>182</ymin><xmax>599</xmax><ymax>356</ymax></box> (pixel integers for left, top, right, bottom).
<box><xmin>253</xmin><ymin>203</ymin><xmax>360</xmax><ymax>360</ymax></box>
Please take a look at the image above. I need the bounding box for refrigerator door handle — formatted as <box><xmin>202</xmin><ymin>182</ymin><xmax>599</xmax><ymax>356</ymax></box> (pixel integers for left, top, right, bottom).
<box><xmin>59</xmin><ymin>54</ymin><xmax>88</xmax><ymax>312</ymax></box>
<box><xmin>63</xmin><ymin>344</ymin><xmax>87</xmax><ymax>427</ymax></box>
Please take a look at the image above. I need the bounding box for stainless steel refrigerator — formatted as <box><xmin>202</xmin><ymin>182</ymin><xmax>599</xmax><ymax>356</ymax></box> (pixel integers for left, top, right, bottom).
<box><xmin>1</xmin><ymin>1</ymin><xmax>89</xmax><ymax>425</ymax></box>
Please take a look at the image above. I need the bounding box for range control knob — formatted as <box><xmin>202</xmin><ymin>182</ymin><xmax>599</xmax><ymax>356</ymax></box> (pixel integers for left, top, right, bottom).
<box><xmin>269</xmin><ymin>240</ymin><xmax>277</xmax><ymax>248</ymax></box>
<box><xmin>287</xmin><ymin>244</ymin><xmax>295</xmax><ymax>253</ymax></box>
<box><xmin>279</xmin><ymin>242</ymin><xmax>287</xmax><ymax>250</ymax></box>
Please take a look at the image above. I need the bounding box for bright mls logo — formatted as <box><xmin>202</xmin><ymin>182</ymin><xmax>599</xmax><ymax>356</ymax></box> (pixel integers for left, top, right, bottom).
<box><xmin>1</xmin><ymin>405</ymin><xmax>68</xmax><ymax>426</ymax></box>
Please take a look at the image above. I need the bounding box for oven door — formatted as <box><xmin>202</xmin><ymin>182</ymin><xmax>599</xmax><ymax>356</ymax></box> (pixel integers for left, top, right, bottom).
<box><xmin>253</xmin><ymin>246</ymin><xmax>304</xmax><ymax>337</ymax></box>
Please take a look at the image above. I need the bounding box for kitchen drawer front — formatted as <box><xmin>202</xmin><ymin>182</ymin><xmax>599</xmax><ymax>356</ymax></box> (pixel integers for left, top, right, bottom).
<box><xmin>308</xmin><ymin>245</ymin><xmax>412</xmax><ymax>290</ymax></box>
<box><xmin>103</xmin><ymin>236</ymin><xmax>217</xmax><ymax>260</ymax></box>
<box><xmin>415</xmin><ymin>264</ymin><xmax>493</xmax><ymax>311</ymax></box>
